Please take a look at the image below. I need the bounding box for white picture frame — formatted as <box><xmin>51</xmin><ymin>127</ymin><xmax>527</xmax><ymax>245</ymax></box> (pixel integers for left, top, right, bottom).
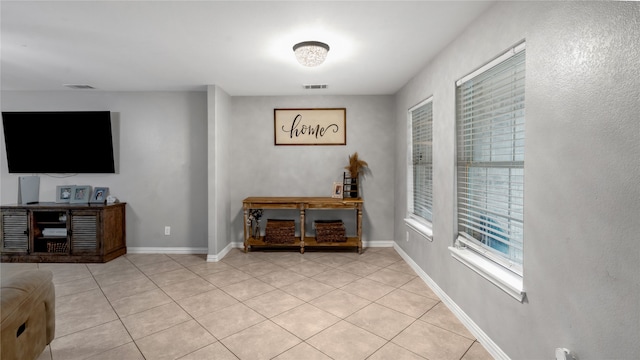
<box><xmin>56</xmin><ymin>185</ymin><xmax>73</xmax><ymax>203</ymax></box>
<box><xmin>90</xmin><ymin>187</ymin><xmax>109</xmax><ymax>204</ymax></box>
<box><xmin>69</xmin><ymin>185</ymin><xmax>92</xmax><ymax>204</ymax></box>
<box><xmin>331</xmin><ymin>182</ymin><xmax>344</xmax><ymax>199</ymax></box>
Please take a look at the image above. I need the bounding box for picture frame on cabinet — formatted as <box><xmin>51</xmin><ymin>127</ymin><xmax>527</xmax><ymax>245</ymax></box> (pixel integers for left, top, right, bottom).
<box><xmin>56</xmin><ymin>185</ymin><xmax>74</xmax><ymax>203</ymax></box>
<box><xmin>69</xmin><ymin>185</ymin><xmax>92</xmax><ymax>204</ymax></box>
<box><xmin>90</xmin><ymin>187</ymin><xmax>109</xmax><ymax>204</ymax></box>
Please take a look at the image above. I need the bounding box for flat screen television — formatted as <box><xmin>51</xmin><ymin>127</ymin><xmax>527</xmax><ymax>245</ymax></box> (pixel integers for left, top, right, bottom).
<box><xmin>2</xmin><ymin>111</ymin><xmax>116</xmax><ymax>173</ymax></box>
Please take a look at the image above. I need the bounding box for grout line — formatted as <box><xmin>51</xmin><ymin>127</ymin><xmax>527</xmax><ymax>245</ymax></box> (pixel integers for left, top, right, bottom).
<box><xmin>21</xmin><ymin>248</ymin><xmax>489</xmax><ymax>360</ymax></box>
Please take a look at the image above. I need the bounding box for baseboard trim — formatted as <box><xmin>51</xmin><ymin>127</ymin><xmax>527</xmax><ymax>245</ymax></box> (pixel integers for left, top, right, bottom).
<box><xmin>229</xmin><ymin>240</ymin><xmax>394</xmax><ymax>249</ymax></box>
<box><xmin>393</xmin><ymin>243</ymin><xmax>510</xmax><ymax>360</ymax></box>
<box><xmin>125</xmin><ymin>240</ymin><xmax>394</xmax><ymax>260</ymax></box>
<box><xmin>206</xmin><ymin>242</ymin><xmax>235</xmax><ymax>262</ymax></box>
<box><xmin>364</xmin><ymin>240</ymin><xmax>395</xmax><ymax>248</ymax></box>
<box><xmin>127</xmin><ymin>247</ymin><xmax>208</xmax><ymax>254</ymax></box>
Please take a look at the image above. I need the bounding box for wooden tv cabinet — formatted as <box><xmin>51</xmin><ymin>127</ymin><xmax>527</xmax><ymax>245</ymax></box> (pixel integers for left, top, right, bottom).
<box><xmin>1</xmin><ymin>202</ymin><xmax>126</xmax><ymax>263</ymax></box>
<box><xmin>242</xmin><ymin>196</ymin><xmax>363</xmax><ymax>254</ymax></box>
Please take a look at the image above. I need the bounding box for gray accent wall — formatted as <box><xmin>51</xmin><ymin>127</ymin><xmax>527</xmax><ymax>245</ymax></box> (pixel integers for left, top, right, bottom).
<box><xmin>0</xmin><ymin>92</ymin><xmax>395</xmax><ymax>252</ymax></box>
<box><xmin>0</xmin><ymin>91</ymin><xmax>209</xmax><ymax>251</ymax></box>
<box><xmin>394</xmin><ymin>2</ymin><xmax>639</xmax><ymax>358</ymax></box>
<box><xmin>228</xmin><ymin>95</ymin><xmax>395</xmax><ymax>245</ymax></box>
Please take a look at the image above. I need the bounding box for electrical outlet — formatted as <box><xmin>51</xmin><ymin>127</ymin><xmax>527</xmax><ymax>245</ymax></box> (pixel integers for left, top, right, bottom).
<box><xmin>164</xmin><ymin>226</ymin><xmax>171</xmax><ymax>236</ymax></box>
<box><xmin>555</xmin><ymin>348</ymin><xmax>576</xmax><ymax>360</ymax></box>
<box><xmin>406</xmin><ymin>231</ymin><xmax>409</xmax><ymax>242</ymax></box>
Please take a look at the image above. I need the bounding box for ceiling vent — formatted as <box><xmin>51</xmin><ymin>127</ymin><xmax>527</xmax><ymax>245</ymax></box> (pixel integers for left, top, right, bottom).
<box><xmin>303</xmin><ymin>84</ymin><xmax>328</xmax><ymax>90</ymax></box>
<box><xmin>63</xmin><ymin>84</ymin><xmax>96</xmax><ymax>90</ymax></box>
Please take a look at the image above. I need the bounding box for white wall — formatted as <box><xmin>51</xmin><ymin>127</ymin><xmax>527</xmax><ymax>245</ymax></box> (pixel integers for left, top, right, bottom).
<box><xmin>0</xmin><ymin>91</ymin><xmax>209</xmax><ymax>252</ymax></box>
<box><xmin>229</xmin><ymin>95</ymin><xmax>395</xmax><ymax>245</ymax></box>
<box><xmin>394</xmin><ymin>2</ymin><xmax>640</xmax><ymax>359</ymax></box>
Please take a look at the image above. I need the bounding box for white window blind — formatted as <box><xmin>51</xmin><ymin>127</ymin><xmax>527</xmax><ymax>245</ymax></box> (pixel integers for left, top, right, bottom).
<box><xmin>409</xmin><ymin>99</ymin><xmax>433</xmax><ymax>223</ymax></box>
<box><xmin>456</xmin><ymin>44</ymin><xmax>525</xmax><ymax>273</ymax></box>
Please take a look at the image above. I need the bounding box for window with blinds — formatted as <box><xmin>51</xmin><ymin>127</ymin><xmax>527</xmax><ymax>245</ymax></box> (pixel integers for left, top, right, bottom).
<box><xmin>456</xmin><ymin>43</ymin><xmax>525</xmax><ymax>273</ymax></box>
<box><xmin>409</xmin><ymin>98</ymin><xmax>433</xmax><ymax>223</ymax></box>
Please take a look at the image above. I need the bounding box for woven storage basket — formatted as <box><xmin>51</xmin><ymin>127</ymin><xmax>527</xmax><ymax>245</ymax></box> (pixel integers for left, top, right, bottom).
<box><xmin>315</xmin><ymin>220</ymin><xmax>346</xmax><ymax>243</ymax></box>
<box><xmin>47</xmin><ymin>241</ymin><xmax>68</xmax><ymax>253</ymax></box>
<box><xmin>265</xmin><ymin>219</ymin><xmax>295</xmax><ymax>244</ymax></box>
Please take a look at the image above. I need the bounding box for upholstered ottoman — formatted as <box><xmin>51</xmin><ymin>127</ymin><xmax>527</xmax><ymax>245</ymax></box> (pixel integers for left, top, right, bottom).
<box><xmin>1</xmin><ymin>270</ymin><xmax>55</xmax><ymax>360</ymax></box>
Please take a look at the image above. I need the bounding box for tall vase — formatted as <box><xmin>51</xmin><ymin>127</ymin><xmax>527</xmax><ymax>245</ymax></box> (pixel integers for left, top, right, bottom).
<box><xmin>253</xmin><ymin>220</ymin><xmax>261</xmax><ymax>239</ymax></box>
<box><xmin>350</xmin><ymin>176</ymin><xmax>358</xmax><ymax>198</ymax></box>
<box><xmin>343</xmin><ymin>172</ymin><xmax>360</xmax><ymax>198</ymax></box>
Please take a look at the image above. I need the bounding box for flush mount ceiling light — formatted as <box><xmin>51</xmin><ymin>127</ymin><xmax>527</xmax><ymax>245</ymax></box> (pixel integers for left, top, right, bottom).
<box><xmin>293</xmin><ymin>41</ymin><xmax>330</xmax><ymax>67</ymax></box>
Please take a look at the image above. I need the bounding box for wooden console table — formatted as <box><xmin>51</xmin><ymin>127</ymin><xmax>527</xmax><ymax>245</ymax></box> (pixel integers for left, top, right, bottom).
<box><xmin>242</xmin><ymin>197</ymin><xmax>363</xmax><ymax>253</ymax></box>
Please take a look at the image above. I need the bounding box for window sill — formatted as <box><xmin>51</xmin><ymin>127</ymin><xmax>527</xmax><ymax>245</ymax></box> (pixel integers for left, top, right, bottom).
<box><xmin>449</xmin><ymin>244</ymin><xmax>525</xmax><ymax>302</ymax></box>
<box><xmin>404</xmin><ymin>218</ymin><xmax>433</xmax><ymax>241</ymax></box>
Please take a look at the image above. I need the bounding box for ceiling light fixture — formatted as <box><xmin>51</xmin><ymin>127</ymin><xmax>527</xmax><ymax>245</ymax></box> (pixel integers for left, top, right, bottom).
<box><xmin>293</xmin><ymin>41</ymin><xmax>330</xmax><ymax>67</ymax></box>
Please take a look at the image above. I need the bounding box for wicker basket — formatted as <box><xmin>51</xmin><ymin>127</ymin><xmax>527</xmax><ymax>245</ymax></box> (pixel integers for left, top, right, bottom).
<box><xmin>315</xmin><ymin>220</ymin><xmax>346</xmax><ymax>243</ymax></box>
<box><xmin>265</xmin><ymin>219</ymin><xmax>295</xmax><ymax>244</ymax></box>
<box><xmin>47</xmin><ymin>241</ymin><xmax>68</xmax><ymax>253</ymax></box>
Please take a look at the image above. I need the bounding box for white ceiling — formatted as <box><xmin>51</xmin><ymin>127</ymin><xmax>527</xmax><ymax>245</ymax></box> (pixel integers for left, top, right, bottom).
<box><xmin>1</xmin><ymin>1</ymin><xmax>494</xmax><ymax>96</ymax></box>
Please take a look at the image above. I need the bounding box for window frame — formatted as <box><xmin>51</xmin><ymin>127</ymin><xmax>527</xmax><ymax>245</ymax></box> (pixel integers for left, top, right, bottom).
<box><xmin>450</xmin><ymin>42</ymin><xmax>526</xmax><ymax>301</ymax></box>
<box><xmin>405</xmin><ymin>96</ymin><xmax>434</xmax><ymax>241</ymax></box>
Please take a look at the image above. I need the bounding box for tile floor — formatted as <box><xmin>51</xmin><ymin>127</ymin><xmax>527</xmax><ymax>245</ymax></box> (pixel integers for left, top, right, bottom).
<box><xmin>1</xmin><ymin>247</ymin><xmax>493</xmax><ymax>360</ymax></box>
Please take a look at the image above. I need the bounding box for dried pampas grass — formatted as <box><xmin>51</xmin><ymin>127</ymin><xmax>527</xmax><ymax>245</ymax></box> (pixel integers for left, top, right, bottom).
<box><xmin>345</xmin><ymin>152</ymin><xmax>369</xmax><ymax>178</ymax></box>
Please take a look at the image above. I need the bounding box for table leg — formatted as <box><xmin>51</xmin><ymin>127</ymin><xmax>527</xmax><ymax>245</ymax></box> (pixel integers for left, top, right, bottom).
<box><xmin>357</xmin><ymin>205</ymin><xmax>363</xmax><ymax>254</ymax></box>
<box><xmin>300</xmin><ymin>207</ymin><xmax>305</xmax><ymax>254</ymax></box>
<box><xmin>243</xmin><ymin>208</ymin><xmax>249</xmax><ymax>253</ymax></box>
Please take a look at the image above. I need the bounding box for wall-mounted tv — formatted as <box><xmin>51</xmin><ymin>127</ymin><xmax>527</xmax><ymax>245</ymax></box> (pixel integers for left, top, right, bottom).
<box><xmin>2</xmin><ymin>111</ymin><xmax>116</xmax><ymax>173</ymax></box>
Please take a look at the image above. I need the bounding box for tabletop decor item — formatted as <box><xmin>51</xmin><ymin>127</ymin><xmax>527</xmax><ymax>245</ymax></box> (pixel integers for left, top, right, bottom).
<box><xmin>90</xmin><ymin>187</ymin><xmax>109</xmax><ymax>204</ymax></box>
<box><xmin>343</xmin><ymin>152</ymin><xmax>369</xmax><ymax>198</ymax></box>
<box><xmin>69</xmin><ymin>185</ymin><xmax>92</xmax><ymax>204</ymax></box>
<box><xmin>247</xmin><ymin>209</ymin><xmax>264</xmax><ymax>238</ymax></box>
<box><xmin>56</xmin><ymin>185</ymin><xmax>73</xmax><ymax>203</ymax></box>
<box><xmin>332</xmin><ymin>182</ymin><xmax>344</xmax><ymax>199</ymax></box>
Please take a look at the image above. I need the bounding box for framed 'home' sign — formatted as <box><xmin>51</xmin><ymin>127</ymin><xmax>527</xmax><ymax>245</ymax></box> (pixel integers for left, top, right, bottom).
<box><xmin>274</xmin><ymin>108</ymin><xmax>346</xmax><ymax>145</ymax></box>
